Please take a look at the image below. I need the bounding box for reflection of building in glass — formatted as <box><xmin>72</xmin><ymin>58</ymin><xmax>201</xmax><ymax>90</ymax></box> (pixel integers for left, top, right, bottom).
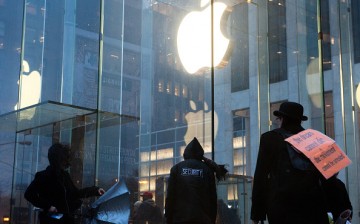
<box><xmin>0</xmin><ymin>0</ymin><xmax>360</xmax><ymax>223</ymax></box>
<box><xmin>233</xmin><ymin>109</ymin><xmax>249</xmax><ymax>175</ymax></box>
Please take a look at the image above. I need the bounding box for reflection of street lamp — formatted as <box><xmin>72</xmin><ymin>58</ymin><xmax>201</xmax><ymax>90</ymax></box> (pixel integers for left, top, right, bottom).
<box><xmin>3</xmin><ymin>215</ymin><xmax>10</xmax><ymax>223</ymax></box>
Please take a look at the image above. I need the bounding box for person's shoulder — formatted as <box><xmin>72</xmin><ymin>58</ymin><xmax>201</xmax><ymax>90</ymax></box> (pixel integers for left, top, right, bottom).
<box><xmin>170</xmin><ymin>163</ymin><xmax>180</xmax><ymax>170</ymax></box>
<box><xmin>34</xmin><ymin>169</ymin><xmax>49</xmax><ymax>178</ymax></box>
<box><xmin>169</xmin><ymin>163</ymin><xmax>181</xmax><ymax>176</ymax></box>
<box><xmin>29</xmin><ymin>170</ymin><xmax>51</xmax><ymax>185</ymax></box>
<box><xmin>333</xmin><ymin>178</ymin><xmax>347</xmax><ymax>188</ymax></box>
<box><xmin>182</xmin><ymin>158</ymin><xmax>208</xmax><ymax>168</ymax></box>
<box><xmin>261</xmin><ymin>129</ymin><xmax>282</xmax><ymax>138</ymax></box>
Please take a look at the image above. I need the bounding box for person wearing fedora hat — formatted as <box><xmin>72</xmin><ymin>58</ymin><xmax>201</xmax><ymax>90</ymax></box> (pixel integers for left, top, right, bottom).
<box><xmin>273</xmin><ymin>101</ymin><xmax>308</xmax><ymax>122</ymax></box>
<box><xmin>251</xmin><ymin>102</ymin><xmax>329</xmax><ymax>224</ymax></box>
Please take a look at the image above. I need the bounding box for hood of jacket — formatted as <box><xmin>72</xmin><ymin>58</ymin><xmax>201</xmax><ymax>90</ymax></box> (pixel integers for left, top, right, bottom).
<box><xmin>183</xmin><ymin>137</ymin><xmax>204</xmax><ymax>160</ymax></box>
<box><xmin>143</xmin><ymin>199</ymin><xmax>157</xmax><ymax>207</ymax></box>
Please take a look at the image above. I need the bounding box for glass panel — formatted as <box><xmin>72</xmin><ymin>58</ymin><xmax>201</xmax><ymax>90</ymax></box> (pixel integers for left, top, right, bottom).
<box><xmin>0</xmin><ymin>1</ymin><xmax>23</xmax><ymax>116</ymax></box>
<box><xmin>267</xmin><ymin>0</ymin><xmax>325</xmax><ymax>133</ymax></box>
<box><xmin>324</xmin><ymin>91</ymin><xmax>334</xmax><ymax>139</ymax></box>
<box><xmin>231</xmin><ymin>4</ymin><xmax>249</xmax><ymax>92</ymax></box>
<box><xmin>96</xmin><ymin>3</ymin><xmax>142</xmax><ymax>214</ymax></box>
<box><xmin>0</xmin><ymin>101</ymin><xmax>95</xmax><ymax>133</ymax></box>
<box><xmin>337</xmin><ymin>0</ymin><xmax>360</xmax><ymax>221</ymax></box>
<box><xmin>10</xmin><ymin>113</ymin><xmax>102</xmax><ymax>223</ymax></box>
<box><xmin>320</xmin><ymin>0</ymin><xmax>331</xmax><ymax>71</ymax></box>
<box><xmin>268</xmin><ymin>0</ymin><xmax>287</xmax><ymax>83</ymax></box>
<box><xmin>11</xmin><ymin>132</ymin><xmax>52</xmax><ymax>224</ymax></box>
<box><xmin>10</xmin><ymin>0</ymin><xmax>102</xmax><ymax>110</ymax></box>
<box><xmin>1</xmin><ymin>0</ymin><xmax>360</xmax><ymax>223</ymax></box>
<box><xmin>216</xmin><ymin>175</ymin><xmax>253</xmax><ymax>224</ymax></box>
<box><xmin>352</xmin><ymin>0</ymin><xmax>360</xmax><ymax>63</ymax></box>
<box><xmin>72</xmin><ymin>0</ymin><xmax>101</xmax><ymax>109</ymax></box>
<box><xmin>0</xmin><ymin>134</ymin><xmax>16</xmax><ymax>222</ymax></box>
<box><xmin>0</xmin><ymin>101</ymin><xmax>134</xmax><ymax>135</ymax></box>
<box><xmin>233</xmin><ymin>109</ymin><xmax>250</xmax><ymax>176</ymax></box>
<box><xmin>138</xmin><ymin>0</ymin><xmax>216</xmax><ymax>212</ymax></box>
<box><xmin>17</xmin><ymin>1</ymin><xmax>45</xmax><ymax>110</ymax></box>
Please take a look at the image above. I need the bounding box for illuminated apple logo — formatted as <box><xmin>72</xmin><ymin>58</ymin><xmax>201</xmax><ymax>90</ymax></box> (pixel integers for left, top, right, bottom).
<box><xmin>14</xmin><ymin>60</ymin><xmax>41</xmax><ymax>119</ymax></box>
<box><xmin>184</xmin><ymin>100</ymin><xmax>218</xmax><ymax>145</ymax></box>
<box><xmin>177</xmin><ymin>0</ymin><xmax>231</xmax><ymax>74</ymax></box>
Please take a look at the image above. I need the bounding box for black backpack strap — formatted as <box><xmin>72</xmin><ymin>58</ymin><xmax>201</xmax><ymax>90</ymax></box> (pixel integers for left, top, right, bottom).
<box><xmin>272</xmin><ymin>129</ymin><xmax>314</xmax><ymax>171</ymax></box>
<box><xmin>272</xmin><ymin>128</ymin><xmax>292</xmax><ymax>138</ymax></box>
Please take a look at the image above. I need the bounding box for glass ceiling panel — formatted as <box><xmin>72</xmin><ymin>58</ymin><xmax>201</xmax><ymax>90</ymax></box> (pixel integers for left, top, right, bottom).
<box><xmin>0</xmin><ymin>101</ymin><xmax>139</xmax><ymax>134</ymax></box>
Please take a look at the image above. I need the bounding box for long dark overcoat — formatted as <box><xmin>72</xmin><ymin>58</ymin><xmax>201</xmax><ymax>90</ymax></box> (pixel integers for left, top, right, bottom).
<box><xmin>250</xmin><ymin>125</ymin><xmax>329</xmax><ymax>224</ymax></box>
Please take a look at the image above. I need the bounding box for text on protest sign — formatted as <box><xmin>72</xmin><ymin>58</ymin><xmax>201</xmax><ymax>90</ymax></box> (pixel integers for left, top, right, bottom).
<box><xmin>285</xmin><ymin>129</ymin><xmax>351</xmax><ymax>179</ymax></box>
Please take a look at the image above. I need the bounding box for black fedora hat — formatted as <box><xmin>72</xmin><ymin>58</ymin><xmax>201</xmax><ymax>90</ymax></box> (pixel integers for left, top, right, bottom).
<box><xmin>273</xmin><ymin>102</ymin><xmax>308</xmax><ymax>121</ymax></box>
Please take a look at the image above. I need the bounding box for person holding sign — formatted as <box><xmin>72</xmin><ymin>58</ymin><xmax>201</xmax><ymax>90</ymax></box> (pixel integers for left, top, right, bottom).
<box><xmin>250</xmin><ymin>102</ymin><xmax>329</xmax><ymax>224</ymax></box>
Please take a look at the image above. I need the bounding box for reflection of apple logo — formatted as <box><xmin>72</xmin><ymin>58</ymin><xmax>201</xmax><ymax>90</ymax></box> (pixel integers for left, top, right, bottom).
<box><xmin>184</xmin><ymin>100</ymin><xmax>218</xmax><ymax>145</ymax></box>
<box><xmin>306</xmin><ymin>57</ymin><xmax>322</xmax><ymax>108</ymax></box>
<box><xmin>356</xmin><ymin>84</ymin><xmax>360</xmax><ymax>108</ymax></box>
<box><xmin>15</xmin><ymin>60</ymin><xmax>41</xmax><ymax>119</ymax></box>
<box><xmin>177</xmin><ymin>0</ymin><xmax>231</xmax><ymax>74</ymax></box>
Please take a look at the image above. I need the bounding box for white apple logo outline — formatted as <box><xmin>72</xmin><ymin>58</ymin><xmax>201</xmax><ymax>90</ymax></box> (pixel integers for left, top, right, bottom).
<box><xmin>177</xmin><ymin>0</ymin><xmax>232</xmax><ymax>74</ymax></box>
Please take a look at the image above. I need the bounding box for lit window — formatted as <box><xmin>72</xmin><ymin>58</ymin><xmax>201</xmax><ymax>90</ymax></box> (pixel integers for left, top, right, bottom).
<box><xmin>174</xmin><ymin>84</ymin><xmax>179</xmax><ymax>96</ymax></box>
<box><xmin>158</xmin><ymin>80</ymin><xmax>163</xmax><ymax>92</ymax></box>
<box><xmin>182</xmin><ymin>85</ymin><xmax>188</xmax><ymax>97</ymax></box>
<box><xmin>166</xmin><ymin>82</ymin><xmax>171</xmax><ymax>94</ymax></box>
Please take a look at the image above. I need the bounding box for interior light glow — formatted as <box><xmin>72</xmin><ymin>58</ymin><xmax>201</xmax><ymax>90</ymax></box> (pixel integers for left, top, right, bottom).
<box><xmin>15</xmin><ymin>60</ymin><xmax>41</xmax><ymax>120</ymax></box>
<box><xmin>19</xmin><ymin>61</ymin><xmax>41</xmax><ymax>109</ymax></box>
<box><xmin>177</xmin><ymin>0</ymin><xmax>230</xmax><ymax>74</ymax></box>
<box><xmin>110</xmin><ymin>54</ymin><xmax>119</xmax><ymax>59</ymax></box>
<box><xmin>356</xmin><ymin>84</ymin><xmax>360</xmax><ymax>108</ymax></box>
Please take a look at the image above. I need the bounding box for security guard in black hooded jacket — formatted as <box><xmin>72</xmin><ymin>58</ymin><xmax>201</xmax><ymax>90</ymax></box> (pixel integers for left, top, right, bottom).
<box><xmin>25</xmin><ymin>143</ymin><xmax>104</xmax><ymax>224</ymax></box>
<box><xmin>165</xmin><ymin>137</ymin><xmax>217</xmax><ymax>224</ymax></box>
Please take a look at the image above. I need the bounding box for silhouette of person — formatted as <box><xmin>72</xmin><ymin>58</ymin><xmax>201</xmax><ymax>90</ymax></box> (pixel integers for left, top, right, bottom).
<box><xmin>131</xmin><ymin>200</ymin><xmax>142</xmax><ymax>222</ymax></box>
<box><xmin>24</xmin><ymin>143</ymin><xmax>105</xmax><ymax>224</ymax></box>
<box><xmin>134</xmin><ymin>191</ymin><xmax>163</xmax><ymax>224</ymax></box>
<box><xmin>165</xmin><ymin>137</ymin><xmax>217</xmax><ymax>224</ymax></box>
<box><xmin>251</xmin><ymin>102</ymin><xmax>329</xmax><ymax>224</ymax></box>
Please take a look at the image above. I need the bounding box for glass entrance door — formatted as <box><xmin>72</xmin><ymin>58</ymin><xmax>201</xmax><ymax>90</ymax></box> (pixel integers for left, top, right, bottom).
<box><xmin>11</xmin><ymin>126</ymin><xmax>53</xmax><ymax>224</ymax></box>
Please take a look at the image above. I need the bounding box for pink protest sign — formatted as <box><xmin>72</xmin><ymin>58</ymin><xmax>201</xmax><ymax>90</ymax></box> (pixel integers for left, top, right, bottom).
<box><xmin>285</xmin><ymin>129</ymin><xmax>351</xmax><ymax>179</ymax></box>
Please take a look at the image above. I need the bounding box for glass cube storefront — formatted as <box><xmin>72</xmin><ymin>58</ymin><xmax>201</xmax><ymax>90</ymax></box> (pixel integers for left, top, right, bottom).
<box><xmin>0</xmin><ymin>0</ymin><xmax>359</xmax><ymax>223</ymax></box>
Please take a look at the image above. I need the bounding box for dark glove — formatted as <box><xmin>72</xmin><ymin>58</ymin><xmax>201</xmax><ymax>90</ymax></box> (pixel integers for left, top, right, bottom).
<box><xmin>202</xmin><ymin>156</ymin><xmax>228</xmax><ymax>181</ymax></box>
